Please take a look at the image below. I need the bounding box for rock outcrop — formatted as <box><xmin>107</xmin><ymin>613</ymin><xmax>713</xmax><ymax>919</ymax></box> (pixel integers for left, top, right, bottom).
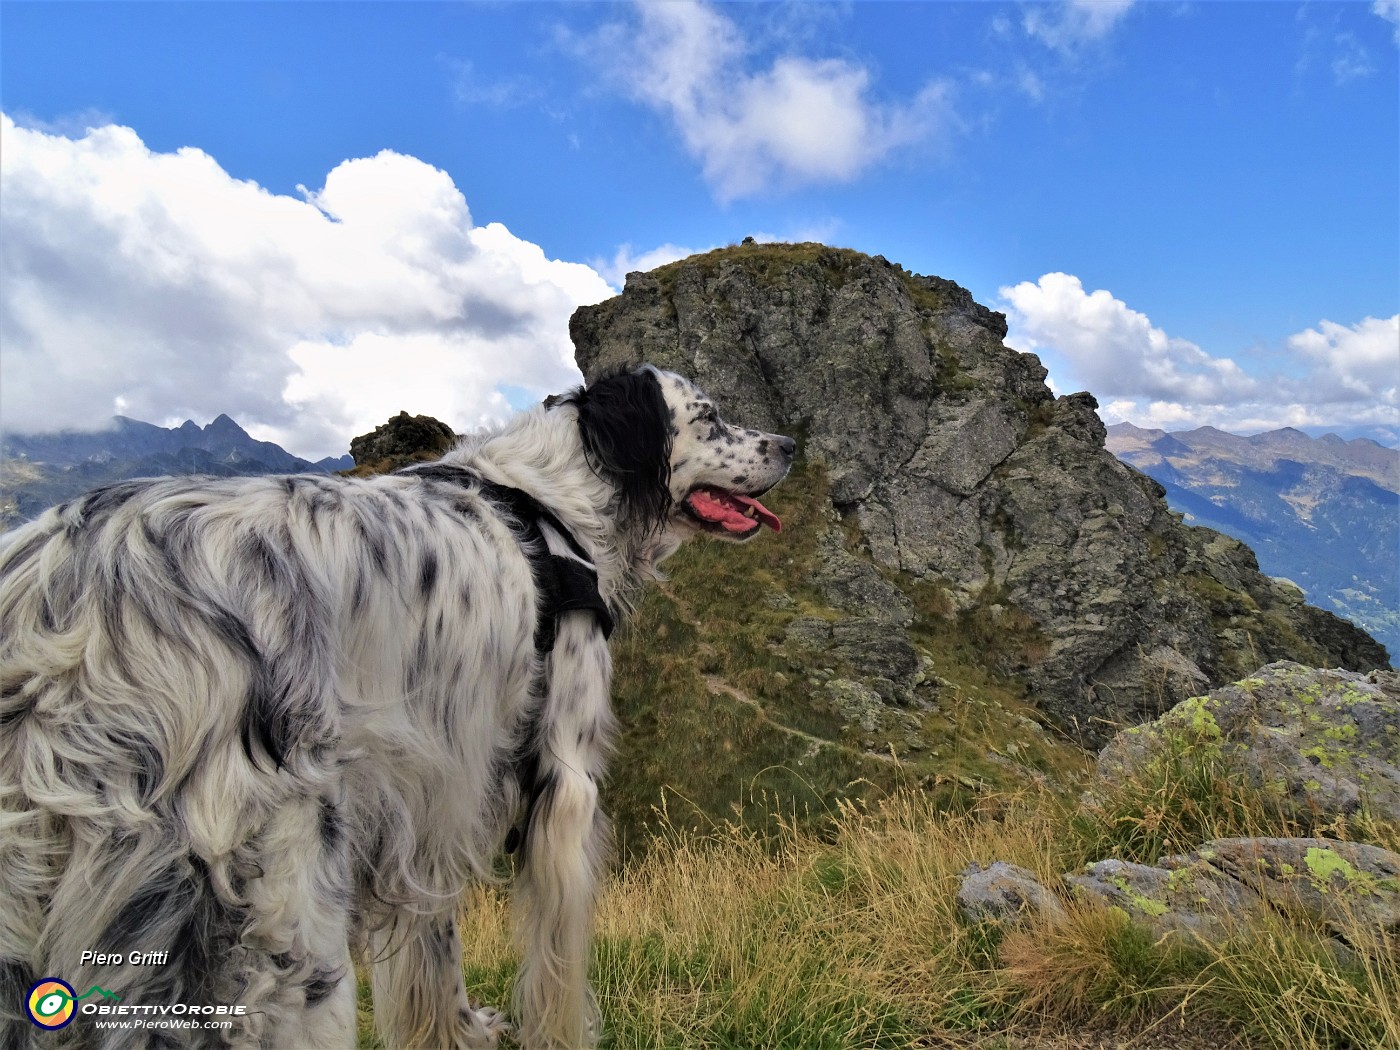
<box><xmin>1062</xmin><ymin>852</ymin><xmax>1267</xmax><ymax>944</ymax></box>
<box><xmin>571</xmin><ymin>243</ymin><xmax>1389</xmax><ymax>745</ymax></box>
<box><xmin>963</xmin><ymin>836</ymin><xmax>1400</xmax><ymax>950</ymax></box>
<box><xmin>958</xmin><ymin>861</ymin><xmax>1068</xmax><ymax>928</ymax></box>
<box><xmin>346</xmin><ymin>411</ymin><xmax>457</xmax><ymax>476</ymax></box>
<box><xmin>1098</xmin><ymin>661</ymin><xmax>1400</xmax><ymax>826</ymax></box>
<box><xmin>959</xmin><ymin>663</ymin><xmax>1400</xmax><ymax>955</ymax></box>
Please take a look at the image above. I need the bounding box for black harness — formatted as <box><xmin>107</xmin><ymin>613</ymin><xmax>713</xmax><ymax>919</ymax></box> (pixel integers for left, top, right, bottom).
<box><xmin>406</xmin><ymin>464</ymin><xmax>615</xmax><ymax>649</ymax></box>
<box><xmin>403</xmin><ymin>463</ymin><xmax>614</xmax><ymax>854</ymax></box>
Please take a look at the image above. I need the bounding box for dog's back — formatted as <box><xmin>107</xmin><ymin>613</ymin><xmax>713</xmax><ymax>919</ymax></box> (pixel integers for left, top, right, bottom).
<box><xmin>0</xmin><ymin>470</ymin><xmax>540</xmax><ymax>1045</ymax></box>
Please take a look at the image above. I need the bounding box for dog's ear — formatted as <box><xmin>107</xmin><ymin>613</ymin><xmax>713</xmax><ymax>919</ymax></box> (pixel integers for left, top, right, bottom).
<box><xmin>568</xmin><ymin>367</ymin><xmax>673</xmax><ymax>534</ymax></box>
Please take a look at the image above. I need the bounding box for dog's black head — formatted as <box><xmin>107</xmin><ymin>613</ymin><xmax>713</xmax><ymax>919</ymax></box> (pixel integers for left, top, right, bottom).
<box><xmin>562</xmin><ymin>366</ymin><xmax>796</xmax><ymax>542</ymax></box>
<box><xmin>560</xmin><ymin>367</ymin><xmax>675</xmax><ymax>536</ymax></box>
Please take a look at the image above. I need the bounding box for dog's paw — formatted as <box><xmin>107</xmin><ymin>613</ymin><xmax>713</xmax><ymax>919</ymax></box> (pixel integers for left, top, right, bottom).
<box><xmin>447</xmin><ymin>1003</ymin><xmax>511</xmax><ymax>1048</ymax></box>
<box><xmin>463</xmin><ymin>1002</ymin><xmax>512</xmax><ymax>1046</ymax></box>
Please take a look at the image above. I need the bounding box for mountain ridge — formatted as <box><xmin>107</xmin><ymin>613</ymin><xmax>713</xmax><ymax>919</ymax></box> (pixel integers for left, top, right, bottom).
<box><xmin>2</xmin><ymin>413</ymin><xmax>350</xmax><ymax>472</ymax></box>
<box><xmin>1105</xmin><ymin>420</ymin><xmax>1399</xmax><ymax>660</ymax></box>
<box><xmin>0</xmin><ymin>415</ymin><xmax>353</xmax><ymax>529</ymax></box>
<box><xmin>1108</xmin><ymin>421</ymin><xmax>1399</xmax><ymax>491</ymax></box>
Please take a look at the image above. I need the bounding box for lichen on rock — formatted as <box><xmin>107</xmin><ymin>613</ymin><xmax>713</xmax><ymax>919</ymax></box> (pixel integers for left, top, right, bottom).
<box><xmin>1063</xmin><ymin>856</ymin><xmax>1265</xmax><ymax>943</ymax></box>
<box><xmin>1097</xmin><ymin>662</ymin><xmax>1400</xmax><ymax>825</ymax></box>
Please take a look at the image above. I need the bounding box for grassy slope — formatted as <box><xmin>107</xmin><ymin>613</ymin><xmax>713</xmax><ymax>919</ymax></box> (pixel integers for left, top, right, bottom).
<box><xmin>601</xmin><ymin>455</ymin><xmax>1089</xmax><ymax>852</ymax></box>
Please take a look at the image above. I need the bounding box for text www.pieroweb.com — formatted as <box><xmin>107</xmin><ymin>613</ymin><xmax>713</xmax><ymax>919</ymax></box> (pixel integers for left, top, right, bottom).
<box><xmin>86</xmin><ymin>1003</ymin><xmax>244</xmax><ymax>1032</ymax></box>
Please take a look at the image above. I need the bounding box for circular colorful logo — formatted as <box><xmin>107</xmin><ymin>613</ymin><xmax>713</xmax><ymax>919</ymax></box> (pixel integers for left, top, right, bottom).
<box><xmin>26</xmin><ymin>978</ymin><xmax>77</xmax><ymax>1030</ymax></box>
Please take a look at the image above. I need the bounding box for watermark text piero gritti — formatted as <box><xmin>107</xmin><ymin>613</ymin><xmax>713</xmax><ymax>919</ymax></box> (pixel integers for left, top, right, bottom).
<box><xmin>79</xmin><ymin>951</ymin><xmax>169</xmax><ymax>966</ymax></box>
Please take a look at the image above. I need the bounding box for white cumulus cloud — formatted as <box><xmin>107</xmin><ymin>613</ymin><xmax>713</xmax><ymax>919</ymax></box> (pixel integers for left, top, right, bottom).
<box><xmin>575</xmin><ymin>0</ymin><xmax>954</xmax><ymax>201</ymax></box>
<box><xmin>593</xmin><ymin>242</ymin><xmax>699</xmax><ymax>289</ymax></box>
<box><xmin>999</xmin><ymin>272</ymin><xmax>1259</xmax><ymax>404</ymax></box>
<box><xmin>1287</xmin><ymin>315</ymin><xmax>1400</xmax><ymax>404</ymax></box>
<box><xmin>0</xmin><ymin>114</ymin><xmax>614</xmax><ymax>459</ymax></box>
<box><xmin>999</xmin><ymin>271</ymin><xmax>1399</xmax><ymax>434</ymax></box>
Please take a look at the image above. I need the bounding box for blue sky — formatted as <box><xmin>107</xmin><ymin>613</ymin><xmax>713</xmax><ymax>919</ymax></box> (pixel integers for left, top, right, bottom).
<box><xmin>2</xmin><ymin>1</ymin><xmax>1397</xmax><ymax>458</ymax></box>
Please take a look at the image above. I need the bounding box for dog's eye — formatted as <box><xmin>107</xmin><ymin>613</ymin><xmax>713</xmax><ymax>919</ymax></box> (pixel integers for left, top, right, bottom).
<box><xmin>700</xmin><ymin>406</ymin><xmax>719</xmax><ymax>423</ymax></box>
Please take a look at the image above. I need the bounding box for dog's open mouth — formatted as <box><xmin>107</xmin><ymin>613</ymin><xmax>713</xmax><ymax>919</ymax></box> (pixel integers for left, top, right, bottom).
<box><xmin>682</xmin><ymin>486</ymin><xmax>782</xmax><ymax>535</ymax></box>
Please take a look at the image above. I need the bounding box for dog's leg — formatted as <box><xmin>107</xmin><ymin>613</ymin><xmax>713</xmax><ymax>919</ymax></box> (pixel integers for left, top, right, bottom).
<box><xmin>512</xmin><ymin>615</ymin><xmax>615</xmax><ymax>1050</ymax></box>
<box><xmin>370</xmin><ymin>913</ymin><xmax>507</xmax><ymax>1050</ymax></box>
<box><xmin>245</xmin><ymin>794</ymin><xmax>359</xmax><ymax>1050</ymax></box>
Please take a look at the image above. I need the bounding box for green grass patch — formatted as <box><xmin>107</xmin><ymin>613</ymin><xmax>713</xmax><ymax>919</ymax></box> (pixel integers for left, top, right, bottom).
<box><xmin>1069</xmin><ymin>724</ymin><xmax>1291</xmax><ymax>865</ymax></box>
<box><xmin>651</xmin><ymin>242</ymin><xmax>871</xmax><ymax>298</ymax></box>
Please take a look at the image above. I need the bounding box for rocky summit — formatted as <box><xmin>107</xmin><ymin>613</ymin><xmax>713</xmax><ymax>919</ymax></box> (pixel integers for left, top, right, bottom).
<box><xmin>571</xmin><ymin>243</ymin><xmax>1388</xmax><ymax>747</ymax></box>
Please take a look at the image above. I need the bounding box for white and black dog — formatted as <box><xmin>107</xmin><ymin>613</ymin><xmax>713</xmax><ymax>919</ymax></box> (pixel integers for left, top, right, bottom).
<box><xmin>0</xmin><ymin>366</ymin><xmax>794</xmax><ymax>1049</ymax></box>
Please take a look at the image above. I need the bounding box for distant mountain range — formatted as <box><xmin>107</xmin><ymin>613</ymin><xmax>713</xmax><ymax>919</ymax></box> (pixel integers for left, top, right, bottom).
<box><xmin>6</xmin><ymin>408</ymin><xmax>1393</xmax><ymax>667</ymax></box>
<box><xmin>1</xmin><ymin>415</ymin><xmax>353</xmax><ymax>529</ymax></box>
<box><xmin>1106</xmin><ymin>423</ymin><xmax>1399</xmax><ymax>660</ymax></box>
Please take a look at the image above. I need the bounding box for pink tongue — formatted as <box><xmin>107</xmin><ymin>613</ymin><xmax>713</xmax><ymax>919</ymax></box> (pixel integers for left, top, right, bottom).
<box><xmin>687</xmin><ymin>488</ymin><xmax>783</xmax><ymax>533</ymax></box>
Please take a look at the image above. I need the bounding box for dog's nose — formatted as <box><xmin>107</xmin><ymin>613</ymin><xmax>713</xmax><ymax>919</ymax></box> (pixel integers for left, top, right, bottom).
<box><xmin>776</xmin><ymin>435</ymin><xmax>797</xmax><ymax>458</ymax></box>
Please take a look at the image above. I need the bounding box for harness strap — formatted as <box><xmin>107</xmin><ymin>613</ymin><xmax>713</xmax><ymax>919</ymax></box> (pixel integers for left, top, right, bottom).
<box><xmin>404</xmin><ymin>464</ymin><xmax>614</xmax><ymax>649</ymax></box>
<box><xmin>402</xmin><ymin>463</ymin><xmax>613</xmax><ymax>856</ymax></box>
<box><xmin>473</xmin><ymin>479</ymin><xmax>615</xmax><ymax>649</ymax></box>
<box><xmin>533</xmin><ymin>555</ymin><xmax>615</xmax><ymax>652</ymax></box>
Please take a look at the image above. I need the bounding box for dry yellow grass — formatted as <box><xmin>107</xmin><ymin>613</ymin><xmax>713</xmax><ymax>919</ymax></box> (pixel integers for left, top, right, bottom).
<box><xmin>353</xmin><ymin>454</ymin><xmax>1396</xmax><ymax>1047</ymax></box>
<box><xmin>355</xmin><ymin>780</ymin><xmax>1397</xmax><ymax>1049</ymax></box>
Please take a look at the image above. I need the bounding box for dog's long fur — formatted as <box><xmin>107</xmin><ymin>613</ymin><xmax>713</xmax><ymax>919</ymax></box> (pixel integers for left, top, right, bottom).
<box><xmin>0</xmin><ymin>366</ymin><xmax>794</xmax><ymax>1049</ymax></box>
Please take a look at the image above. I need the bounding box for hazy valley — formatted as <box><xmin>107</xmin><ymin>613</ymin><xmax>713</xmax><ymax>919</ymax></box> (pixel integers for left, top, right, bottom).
<box><xmin>1106</xmin><ymin>423</ymin><xmax>1398</xmax><ymax>661</ymax></box>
